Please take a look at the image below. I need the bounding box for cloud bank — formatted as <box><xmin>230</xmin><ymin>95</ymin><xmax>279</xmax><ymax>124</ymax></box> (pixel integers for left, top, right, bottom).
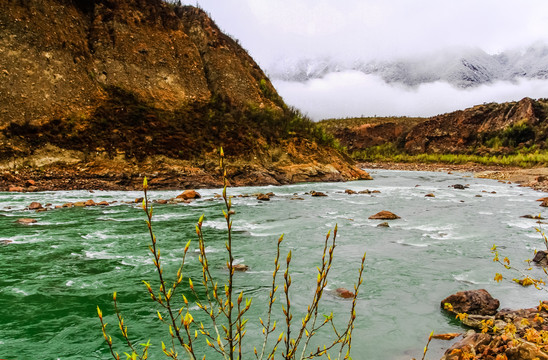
<box><xmin>274</xmin><ymin>72</ymin><xmax>548</xmax><ymax>120</ymax></box>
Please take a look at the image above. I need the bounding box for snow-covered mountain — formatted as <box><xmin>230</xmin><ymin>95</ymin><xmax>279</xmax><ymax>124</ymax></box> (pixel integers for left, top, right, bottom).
<box><xmin>267</xmin><ymin>44</ymin><xmax>548</xmax><ymax>88</ymax></box>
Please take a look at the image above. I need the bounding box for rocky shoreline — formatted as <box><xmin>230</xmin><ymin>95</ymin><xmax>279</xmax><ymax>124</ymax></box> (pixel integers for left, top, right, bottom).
<box><xmin>360</xmin><ymin>162</ymin><xmax>548</xmax><ymax>192</ymax></box>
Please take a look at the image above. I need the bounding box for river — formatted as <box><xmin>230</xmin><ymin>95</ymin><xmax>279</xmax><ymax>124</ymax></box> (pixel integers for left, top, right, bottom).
<box><xmin>1</xmin><ymin>169</ymin><xmax>547</xmax><ymax>359</ymax></box>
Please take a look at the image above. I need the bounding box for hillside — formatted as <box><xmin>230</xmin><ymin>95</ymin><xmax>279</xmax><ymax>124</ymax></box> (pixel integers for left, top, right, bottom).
<box><xmin>319</xmin><ymin>97</ymin><xmax>548</xmax><ymax>166</ymax></box>
<box><xmin>0</xmin><ymin>0</ymin><xmax>370</xmax><ymax>190</ymax></box>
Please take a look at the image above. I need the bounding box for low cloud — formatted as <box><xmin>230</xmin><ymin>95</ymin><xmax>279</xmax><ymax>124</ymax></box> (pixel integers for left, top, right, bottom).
<box><xmin>273</xmin><ymin>71</ymin><xmax>548</xmax><ymax>120</ymax></box>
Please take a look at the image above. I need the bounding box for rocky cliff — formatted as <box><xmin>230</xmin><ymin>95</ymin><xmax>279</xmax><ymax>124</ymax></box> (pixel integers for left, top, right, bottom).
<box><xmin>321</xmin><ymin>97</ymin><xmax>548</xmax><ymax>157</ymax></box>
<box><xmin>0</xmin><ymin>0</ymin><xmax>370</xmax><ymax>190</ymax></box>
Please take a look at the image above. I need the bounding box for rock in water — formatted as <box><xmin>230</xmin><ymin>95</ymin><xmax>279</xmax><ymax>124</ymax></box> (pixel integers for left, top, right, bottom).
<box><xmin>533</xmin><ymin>250</ymin><xmax>548</xmax><ymax>266</ymax></box>
<box><xmin>16</xmin><ymin>218</ymin><xmax>37</xmax><ymax>225</ymax></box>
<box><xmin>176</xmin><ymin>190</ymin><xmax>202</xmax><ymax>200</ymax></box>
<box><xmin>377</xmin><ymin>222</ymin><xmax>390</xmax><ymax>228</ymax></box>
<box><xmin>310</xmin><ymin>191</ymin><xmax>328</xmax><ymax>197</ymax></box>
<box><xmin>28</xmin><ymin>202</ymin><xmax>43</xmax><ymax>210</ymax></box>
<box><xmin>256</xmin><ymin>193</ymin><xmax>270</xmax><ymax>201</ymax></box>
<box><xmin>441</xmin><ymin>289</ymin><xmax>499</xmax><ymax>316</ymax></box>
<box><xmin>369</xmin><ymin>211</ymin><xmax>401</xmax><ymax>220</ymax></box>
<box><xmin>335</xmin><ymin>288</ymin><xmax>355</xmax><ymax>298</ymax></box>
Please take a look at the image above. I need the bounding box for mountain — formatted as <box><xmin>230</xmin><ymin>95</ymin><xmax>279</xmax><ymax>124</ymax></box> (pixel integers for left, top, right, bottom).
<box><xmin>0</xmin><ymin>0</ymin><xmax>370</xmax><ymax>190</ymax></box>
<box><xmin>320</xmin><ymin>97</ymin><xmax>548</xmax><ymax>156</ymax></box>
<box><xmin>268</xmin><ymin>45</ymin><xmax>548</xmax><ymax>88</ymax></box>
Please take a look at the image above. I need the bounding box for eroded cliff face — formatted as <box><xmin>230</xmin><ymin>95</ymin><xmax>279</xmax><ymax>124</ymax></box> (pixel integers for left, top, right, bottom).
<box><xmin>322</xmin><ymin>97</ymin><xmax>548</xmax><ymax>156</ymax></box>
<box><xmin>404</xmin><ymin>97</ymin><xmax>544</xmax><ymax>154</ymax></box>
<box><xmin>0</xmin><ymin>0</ymin><xmax>281</xmax><ymax>125</ymax></box>
<box><xmin>0</xmin><ymin>0</ymin><xmax>371</xmax><ymax>188</ymax></box>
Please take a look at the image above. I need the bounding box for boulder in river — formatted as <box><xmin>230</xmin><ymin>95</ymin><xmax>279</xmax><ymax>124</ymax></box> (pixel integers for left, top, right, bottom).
<box><xmin>176</xmin><ymin>190</ymin><xmax>201</xmax><ymax>200</ymax></box>
<box><xmin>425</xmin><ymin>193</ymin><xmax>435</xmax><ymax>197</ymax></box>
<box><xmin>256</xmin><ymin>193</ymin><xmax>270</xmax><ymax>201</ymax></box>
<box><xmin>16</xmin><ymin>218</ymin><xmax>37</xmax><ymax>225</ymax></box>
<box><xmin>521</xmin><ymin>214</ymin><xmax>544</xmax><ymax>220</ymax></box>
<box><xmin>28</xmin><ymin>202</ymin><xmax>43</xmax><ymax>210</ymax></box>
<box><xmin>533</xmin><ymin>250</ymin><xmax>548</xmax><ymax>267</ymax></box>
<box><xmin>541</xmin><ymin>199</ymin><xmax>548</xmax><ymax>207</ymax></box>
<box><xmin>377</xmin><ymin>222</ymin><xmax>390</xmax><ymax>228</ymax></box>
<box><xmin>452</xmin><ymin>184</ymin><xmax>468</xmax><ymax>190</ymax></box>
<box><xmin>233</xmin><ymin>264</ymin><xmax>249</xmax><ymax>272</ymax></box>
<box><xmin>8</xmin><ymin>186</ymin><xmax>24</xmax><ymax>192</ymax></box>
<box><xmin>335</xmin><ymin>288</ymin><xmax>355</xmax><ymax>298</ymax></box>
<box><xmin>441</xmin><ymin>289</ymin><xmax>499</xmax><ymax>316</ymax></box>
<box><xmin>310</xmin><ymin>191</ymin><xmax>328</xmax><ymax>197</ymax></box>
<box><xmin>345</xmin><ymin>189</ymin><xmax>356</xmax><ymax>194</ymax></box>
<box><xmin>369</xmin><ymin>211</ymin><xmax>401</xmax><ymax>220</ymax></box>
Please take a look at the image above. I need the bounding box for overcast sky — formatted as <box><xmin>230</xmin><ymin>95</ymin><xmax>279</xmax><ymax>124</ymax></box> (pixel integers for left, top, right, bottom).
<box><xmin>193</xmin><ymin>0</ymin><xmax>548</xmax><ymax>119</ymax></box>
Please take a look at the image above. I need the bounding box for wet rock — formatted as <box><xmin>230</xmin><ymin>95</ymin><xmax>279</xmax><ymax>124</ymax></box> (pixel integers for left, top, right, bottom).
<box><xmin>432</xmin><ymin>333</ymin><xmax>461</xmax><ymax>341</ymax></box>
<box><xmin>97</xmin><ymin>201</ymin><xmax>109</xmax><ymax>206</ymax></box>
<box><xmin>73</xmin><ymin>201</ymin><xmax>86</xmax><ymax>207</ymax></box>
<box><xmin>28</xmin><ymin>202</ymin><xmax>43</xmax><ymax>210</ymax></box>
<box><xmin>256</xmin><ymin>193</ymin><xmax>270</xmax><ymax>201</ymax></box>
<box><xmin>369</xmin><ymin>211</ymin><xmax>401</xmax><ymax>220</ymax></box>
<box><xmin>265</xmin><ymin>192</ymin><xmax>275</xmax><ymax>197</ymax></box>
<box><xmin>441</xmin><ymin>331</ymin><xmax>492</xmax><ymax>360</ymax></box>
<box><xmin>521</xmin><ymin>214</ymin><xmax>544</xmax><ymax>219</ymax></box>
<box><xmin>452</xmin><ymin>184</ymin><xmax>468</xmax><ymax>190</ymax></box>
<box><xmin>26</xmin><ymin>186</ymin><xmax>38</xmax><ymax>192</ymax></box>
<box><xmin>84</xmin><ymin>199</ymin><xmax>96</xmax><ymax>206</ymax></box>
<box><xmin>372</xmin><ymin>190</ymin><xmax>381</xmax><ymax>194</ymax></box>
<box><xmin>345</xmin><ymin>189</ymin><xmax>356</xmax><ymax>194</ymax></box>
<box><xmin>359</xmin><ymin>189</ymin><xmax>372</xmax><ymax>194</ymax></box>
<box><xmin>310</xmin><ymin>191</ymin><xmax>328</xmax><ymax>197</ymax></box>
<box><xmin>16</xmin><ymin>218</ymin><xmax>37</xmax><ymax>225</ymax></box>
<box><xmin>290</xmin><ymin>197</ymin><xmax>304</xmax><ymax>201</ymax></box>
<box><xmin>62</xmin><ymin>202</ymin><xmax>74</xmax><ymax>208</ymax></box>
<box><xmin>8</xmin><ymin>186</ymin><xmax>24</xmax><ymax>192</ymax></box>
<box><xmin>441</xmin><ymin>289</ymin><xmax>499</xmax><ymax>316</ymax></box>
<box><xmin>134</xmin><ymin>197</ymin><xmax>144</xmax><ymax>203</ymax></box>
<box><xmin>335</xmin><ymin>288</ymin><xmax>355</xmax><ymax>298</ymax></box>
<box><xmin>541</xmin><ymin>199</ymin><xmax>548</xmax><ymax>207</ymax></box>
<box><xmin>377</xmin><ymin>222</ymin><xmax>390</xmax><ymax>228</ymax></box>
<box><xmin>533</xmin><ymin>250</ymin><xmax>548</xmax><ymax>266</ymax></box>
<box><xmin>176</xmin><ymin>190</ymin><xmax>201</xmax><ymax>200</ymax></box>
<box><xmin>233</xmin><ymin>264</ymin><xmax>249</xmax><ymax>272</ymax></box>
<box><xmin>154</xmin><ymin>199</ymin><xmax>168</xmax><ymax>204</ymax></box>
<box><xmin>425</xmin><ymin>193</ymin><xmax>435</xmax><ymax>197</ymax></box>
<box><xmin>475</xmin><ymin>194</ymin><xmax>482</xmax><ymax>197</ymax></box>
<box><xmin>537</xmin><ymin>197</ymin><xmax>548</xmax><ymax>202</ymax></box>
<box><xmin>0</xmin><ymin>239</ymin><xmax>13</xmax><ymax>245</ymax></box>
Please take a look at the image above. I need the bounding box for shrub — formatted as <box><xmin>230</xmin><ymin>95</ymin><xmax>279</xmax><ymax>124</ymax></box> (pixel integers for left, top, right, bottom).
<box><xmin>97</xmin><ymin>149</ymin><xmax>366</xmax><ymax>359</ymax></box>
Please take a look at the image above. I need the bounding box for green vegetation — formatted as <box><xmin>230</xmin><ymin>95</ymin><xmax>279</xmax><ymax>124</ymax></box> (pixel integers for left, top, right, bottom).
<box><xmin>352</xmin><ymin>149</ymin><xmax>548</xmax><ymax>168</ymax></box>
<box><xmin>98</xmin><ymin>150</ymin><xmax>366</xmax><ymax>359</ymax></box>
<box><xmin>3</xmin><ymin>85</ymin><xmax>339</xmax><ymax>162</ymax></box>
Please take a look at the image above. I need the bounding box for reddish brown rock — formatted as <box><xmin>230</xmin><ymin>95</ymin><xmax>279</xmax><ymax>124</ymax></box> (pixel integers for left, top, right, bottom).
<box><xmin>73</xmin><ymin>202</ymin><xmax>86</xmax><ymax>207</ymax></box>
<box><xmin>62</xmin><ymin>203</ymin><xmax>74</xmax><ymax>208</ymax></box>
<box><xmin>8</xmin><ymin>186</ymin><xmax>24</xmax><ymax>192</ymax></box>
<box><xmin>25</xmin><ymin>179</ymin><xmax>36</xmax><ymax>186</ymax></box>
<box><xmin>541</xmin><ymin>199</ymin><xmax>548</xmax><ymax>207</ymax></box>
<box><xmin>345</xmin><ymin>189</ymin><xmax>356</xmax><ymax>194</ymax></box>
<box><xmin>368</xmin><ymin>211</ymin><xmax>400</xmax><ymax>220</ymax></box>
<box><xmin>425</xmin><ymin>193</ymin><xmax>435</xmax><ymax>197</ymax></box>
<box><xmin>16</xmin><ymin>218</ymin><xmax>37</xmax><ymax>225</ymax></box>
<box><xmin>154</xmin><ymin>199</ymin><xmax>169</xmax><ymax>204</ymax></box>
<box><xmin>310</xmin><ymin>191</ymin><xmax>328</xmax><ymax>197</ymax></box>
<box><xmin>256</xmin><ymin>193</ymin><xmax>270</xmax><ymax>201</ymax></box>
<box><xmin>176</xmin><ymin>190</ymin><xmax>201</xmax><ymax>200</ymax></box>
<box><xmin>335</xmin><ymin>288</ymin><xmax>355</xmax><ymax>299</ymax></box>
<box><xmin>28</xmin><ymin>202</ymin><xmax>43</xmax><ymax>210</ymax></box>
<box><xmin>84</xmin><ymin>199</ymin><xmax>96</xmax><ymax>206</ymax></box>
<box><xmin>97</xmin><ymin>201</ymin><xmax>109</xmax><ymax>206</ymax></box>
<box><xmin>441</xmin><ymin>289</ymin><xmax>499</xmax><ymax>316</ymax></box>
<box><xmin>233</xmin><ymin>264</ymin><xmax>249</xmax><ymax>272</ymax></box>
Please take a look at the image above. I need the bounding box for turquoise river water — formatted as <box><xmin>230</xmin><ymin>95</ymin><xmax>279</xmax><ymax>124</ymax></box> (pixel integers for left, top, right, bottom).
<box><xmin>1</xmin><ymin>169</ymin><xmax>548</xmax><ymax>359</ymax></box>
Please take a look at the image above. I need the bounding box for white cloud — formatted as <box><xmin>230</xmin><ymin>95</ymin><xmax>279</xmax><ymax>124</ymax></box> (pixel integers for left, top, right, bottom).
<box><xmin>274</xmin><ymin>72</ymin><xmax>548</xmax><ymax>120</ymax></box>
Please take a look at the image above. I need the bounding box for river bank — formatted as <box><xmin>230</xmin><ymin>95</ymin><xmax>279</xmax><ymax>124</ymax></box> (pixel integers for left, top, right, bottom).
<box><xmin>359</xmin><ymin>162</ymin><xmax>548</xmax><ymax>192</ymax></box>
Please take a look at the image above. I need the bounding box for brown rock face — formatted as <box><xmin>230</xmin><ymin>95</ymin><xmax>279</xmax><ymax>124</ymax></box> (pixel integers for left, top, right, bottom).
<box><xmin>405</xmin><ymin>97</ymin><xmax>540</xmax><ymax>153</ymax></box>
<box><xmin>441</xmin><ymin>289</ymin><xmax>500</xmax><ymax>316</ymax></box>
<box><xmin>368</xmin><ymin>211</ymin><xmax>400</xmax><ymax>220</ymax></box>
<box><xmin>0</xmin><ymin>0</ymin><xmax>370</xmax><ymax>188</ymax></box>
